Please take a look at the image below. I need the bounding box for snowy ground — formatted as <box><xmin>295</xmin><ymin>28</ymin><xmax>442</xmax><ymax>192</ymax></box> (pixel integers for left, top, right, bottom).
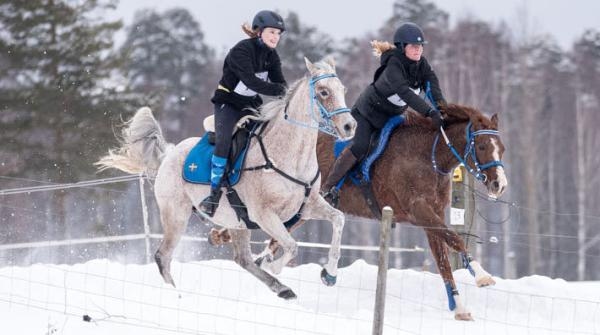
<box><xmin>1</xmin><ymin>259</ymin><xmax>599</xmax><ymax>335</ymax></box>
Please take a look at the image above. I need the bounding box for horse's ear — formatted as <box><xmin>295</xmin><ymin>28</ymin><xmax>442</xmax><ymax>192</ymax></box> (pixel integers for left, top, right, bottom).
<box><xmin>324</xmin><ymin>55</ymin><xmax>336</xmax><ymax>72</ymax></box>
<box><xmin>304</xmin><ymin>57</ymin><xmax>317</xmax><ymax>76</ymax></box>
<box><xmin>491</xmin><ymin>113</ymin><xmax>499</xmax><ymax>127</ymax></box>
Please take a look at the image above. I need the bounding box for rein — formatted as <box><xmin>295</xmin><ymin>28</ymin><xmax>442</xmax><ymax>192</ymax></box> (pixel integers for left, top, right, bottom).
<box><xmin>284</xmin><ymin>73</ymin><xmax>351</xmax><ymax>138</ymax></box>
<box><xmin>431</xmin><ymin>122</ymin><xmax>504</xmax><ymax>181</ymax></box>
<box><xmin>424</xmin><ymin>81</ymin><xmax>503</xmax><ymax>182</ymax></box>
<box><xmin>238</xmin><ymin>73</ymin><xmax>351</xmax><ymax>219</ymax></box>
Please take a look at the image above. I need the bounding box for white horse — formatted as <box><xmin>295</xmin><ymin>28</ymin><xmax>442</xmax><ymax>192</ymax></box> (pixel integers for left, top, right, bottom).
<box><xmin>96</xmin><ymin>57</ymin><xmax>357</xmax><ymax>299</ymax></box>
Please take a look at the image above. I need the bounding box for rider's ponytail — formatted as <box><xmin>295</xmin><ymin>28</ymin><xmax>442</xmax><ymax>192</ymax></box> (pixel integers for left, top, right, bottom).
<box><xmin>371</xmin><ymin>40</ymin><xmax>396</xmax><ymax>58</ymax></box>
<box><xmin>241</xmin><ymin>23</ymin><xmax>259</xmax><ymax>38</ymax></box>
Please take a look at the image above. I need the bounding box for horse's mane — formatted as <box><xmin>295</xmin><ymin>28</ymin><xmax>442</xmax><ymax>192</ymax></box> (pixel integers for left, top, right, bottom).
<box><xmin>402</xmin><ymin>103</ymin><xmax>495</xmax><ymax>129</ymax></box>
<box><xmin>252</xmin><ymin>80</ymin><xmax>303</xmax><ymax>121</ymax></box>
<box><xmin>254</xmin><ymin>59</ymin><xmax>337</xmax><ymax>122</ymax></box>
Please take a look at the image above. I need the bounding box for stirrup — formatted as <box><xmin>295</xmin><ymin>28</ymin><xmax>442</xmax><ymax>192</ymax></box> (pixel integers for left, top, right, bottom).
<box><xmin>199</xmin><ymin>188</ymin><xmax>222</xmax><ymax>217</ymax></box>
<box><xmin>320</xmin><ymin>187</ymin><xmax>340</xmax><ymax>208</ymax></box>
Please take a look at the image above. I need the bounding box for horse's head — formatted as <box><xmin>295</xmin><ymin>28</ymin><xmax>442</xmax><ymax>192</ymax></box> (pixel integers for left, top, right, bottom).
<box><xmin>304</xmin><ymin>57</ymin><xmax>356</xmax><ymax>140</ymax></box>
<box><xmin>444</xmin><ymin>105</ymin><xmax>508</xmax><ymax>199</ymax></box>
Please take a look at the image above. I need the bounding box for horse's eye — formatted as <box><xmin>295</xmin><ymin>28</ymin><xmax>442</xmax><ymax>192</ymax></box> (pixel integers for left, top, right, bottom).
<box><xmin>319</xmin><ymin>90</ymin><xmax>329</xmax><ymax>97</ymax></box>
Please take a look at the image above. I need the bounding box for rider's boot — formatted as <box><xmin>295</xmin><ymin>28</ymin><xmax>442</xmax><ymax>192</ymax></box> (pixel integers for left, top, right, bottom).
<box><xmin>199</xmin><ymin>155</ymin><xmax>227</xmax><ymax>217</ymax></box>
<box><xmin>321</xmin><ymin>148</ymin><xmax>358</xmax><ymax>205</ymax></box>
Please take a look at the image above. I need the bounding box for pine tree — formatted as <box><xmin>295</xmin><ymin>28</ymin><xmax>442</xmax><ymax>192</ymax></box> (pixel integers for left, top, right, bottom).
<box><xmin>276</xmin><ymin>12</ymin><xmax>335</xmax><ymax>80</ymax></box>
<box><xmin>0</xmin><ymin>0</ymin><xmax>131</xmax><ymax>181</ymax></box>
<box><xmin>119</xmin><ymin>8</ymin><xmax>215</xmax><ymax>140</ymax></box>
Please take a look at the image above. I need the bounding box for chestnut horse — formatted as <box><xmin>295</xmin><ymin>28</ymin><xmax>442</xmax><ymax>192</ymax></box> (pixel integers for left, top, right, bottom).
<box><xmin>213</xmin><ymin>104</ymin><xmax>507</xmax><ymax>320</ymax></box>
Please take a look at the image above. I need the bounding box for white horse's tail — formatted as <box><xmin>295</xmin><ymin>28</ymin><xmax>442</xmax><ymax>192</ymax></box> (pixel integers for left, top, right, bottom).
<box><xmin>95</xmin><ymin>107</ymin><xmax>173</xmax><ymax>178</ymax></box>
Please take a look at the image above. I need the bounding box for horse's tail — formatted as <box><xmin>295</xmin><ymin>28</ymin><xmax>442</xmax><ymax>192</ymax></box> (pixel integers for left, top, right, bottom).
<box><xmin>95</xmin><ymin>107</ymin><xmax>173</xmax><ymax>178</ymax></box>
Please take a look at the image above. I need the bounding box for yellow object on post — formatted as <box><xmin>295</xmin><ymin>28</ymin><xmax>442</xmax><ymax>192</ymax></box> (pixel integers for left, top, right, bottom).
<box><xmin>452</xmin><ymin>166</ymin><xmax>463</xmax><ymax>182</ymax></box>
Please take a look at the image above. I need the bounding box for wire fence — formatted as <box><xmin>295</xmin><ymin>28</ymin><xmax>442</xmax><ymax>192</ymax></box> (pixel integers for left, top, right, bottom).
<box><xmin>1</xmin><ymin>175</ymin><xmax>600</xmax><ymax>334</ymax></box>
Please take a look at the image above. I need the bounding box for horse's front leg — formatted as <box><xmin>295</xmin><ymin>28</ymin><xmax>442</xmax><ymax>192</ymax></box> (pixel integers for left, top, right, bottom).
<box><xmin>459</xmin><ymin>252</ymin><xmax>496</xmax><ymax>287</ymax></box>
<box><xmin>302</xmin><ymin>194</ymin><xmax>345</xmax><ymax>286</ymax></box>
<box><xmin>250</xmin><ymin>210</ymin><xmax>298</xmax><ymax>275</ymax></box>
<box><xmin>254</xmin><ymin>220</ymin><xmax>307</xmax><ymax>267</ymax></box>
<box><xmin>412</xmin><ymin>198</ymin><xmax>495</xmax><ymax>284</ymax></box>
<box><xmin>425</xmin><ymin>231</ymin><xmax>473</xmax><ymax>321</ymax></box>
<box><xmin>410</xmin><ymin>198</ymin><xmax>473</xmax><ymax>320</ymax></box>
<box><xmin>229</xmin><ymin>229</ymin><xmax>296</xmax><ymax>300</ymax></box>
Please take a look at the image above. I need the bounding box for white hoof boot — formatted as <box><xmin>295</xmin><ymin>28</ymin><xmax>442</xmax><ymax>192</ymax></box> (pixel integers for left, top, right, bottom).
<box><xmin>470</xmin><ymin>261</ymin><xmax>496</xmax><ymax>287</ymax></box>
<box><xmin>453</xmin><ymin>295</ymin><xmax>474</xmax><ymax>321</ymax></box>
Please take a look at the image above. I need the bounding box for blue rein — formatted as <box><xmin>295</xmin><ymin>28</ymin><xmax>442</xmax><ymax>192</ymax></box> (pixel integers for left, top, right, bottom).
<box><xmin>425</xmin><ymin>81</ymin><xmax>503</xmax><ymax>181</ymax></box>
<box><xmin>285</xmin><ymin>73</ymin><xmax>351</xmax><ymax>138</ymax></box>
<box><xmin>431</xmin><ymin>123</ymin><xmax>504</xmax><ymax>181</ymax></box>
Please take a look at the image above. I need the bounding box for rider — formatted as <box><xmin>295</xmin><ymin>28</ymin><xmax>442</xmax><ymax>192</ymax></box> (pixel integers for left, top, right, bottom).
<box><xmin>199</xmin><ymin>10</ymin><xmax>288</xmax><ymax>217</ymax></box>
<box><xmin>321</xmin><ymin>22</ymin><xmax>447</xmax><ymax>199</ymax></box>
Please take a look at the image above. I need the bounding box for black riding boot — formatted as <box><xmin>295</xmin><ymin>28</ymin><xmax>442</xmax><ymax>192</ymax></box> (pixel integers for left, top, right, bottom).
<box><xmin>321</xmin><ymin>148</ymin><xmax>358</xmax><ymax>204</ymax></box>
<box><xmin>199</xmin><ymin>186</ymin><xmax>223</xmax><ymax>217</ymax></box>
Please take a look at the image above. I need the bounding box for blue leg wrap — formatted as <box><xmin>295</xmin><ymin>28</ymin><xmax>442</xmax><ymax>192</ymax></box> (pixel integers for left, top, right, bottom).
<box><xmin>444</xmin><ymin>281</ymin><xmax>458</xmax><ymax>311</ymax></box>
<box><xmin>210</xmin><ymin>155</ymin><xmax>227</xmax><ymax>188</ymax></box>
<box><xmin>460</xmin><ymin>252</ymin><xmax>475</xmax><ymax>276</ymax></box>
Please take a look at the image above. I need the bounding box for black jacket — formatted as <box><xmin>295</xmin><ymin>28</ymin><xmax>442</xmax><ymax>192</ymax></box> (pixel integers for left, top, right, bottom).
<box><xmin>211</xmin><ymin>38</ymin><xmax>287</xmax><ymax>111</ymax></box>
<box><xmin>354</xmin><ymin>48</ymin><xmax>445</xmax><ymax>128</ymax></box>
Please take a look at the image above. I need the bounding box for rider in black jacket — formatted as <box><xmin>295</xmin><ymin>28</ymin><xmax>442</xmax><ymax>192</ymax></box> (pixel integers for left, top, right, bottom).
<box><xmin>321</xmin><ymin>22</ymin><xmax>447</xmax><ymax>197</ymax></box>
<box><xmin>199</xmin><ymin>10</ymin><xmax>288</xmax><ymax>217</ymax></box>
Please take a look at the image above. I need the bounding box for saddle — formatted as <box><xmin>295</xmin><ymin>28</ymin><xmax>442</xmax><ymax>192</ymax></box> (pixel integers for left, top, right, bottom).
<box><xmin>186</xmin><ymin>115</ymin><xmax>305</xmax><ymax>230</ymax></box>
<box><xmin>182</xmin><ymin>115</ymin><xmax>258</xmax><ymax>186</ymax></box>
<box><xmin>333</xmin><ymin>115</ymin><xmax>405</xmax><ymax>220</ymax></box>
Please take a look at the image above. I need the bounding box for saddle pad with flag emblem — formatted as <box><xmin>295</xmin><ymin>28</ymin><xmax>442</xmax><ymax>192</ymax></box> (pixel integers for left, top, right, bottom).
<box><xmin>182</xmin><ymin>134</ymin><xmax>249</xmax><ymax>186</ymax></box>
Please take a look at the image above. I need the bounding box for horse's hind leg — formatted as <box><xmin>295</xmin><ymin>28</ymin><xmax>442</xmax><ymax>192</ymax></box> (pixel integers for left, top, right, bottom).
<box><xmin>229</xmin><ymin>229</ymin><xmax>296</xmax><ymax>300</ymax></box>
<box><xmin>425</xmin><ymin>231</ymin><xmax>473</xmax><ymax>321</ymax></box>
<box><xmin>154</xmin><ymin>200</ymin><xmax>190</xmax><ymax>287</ymax></box>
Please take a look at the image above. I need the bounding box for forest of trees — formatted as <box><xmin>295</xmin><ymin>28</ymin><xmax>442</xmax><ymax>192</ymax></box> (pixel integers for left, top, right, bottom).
<box><xmin>1</xmin><ymin>0</ymin><xmax>599</xmax><ymax>281</ymax></box>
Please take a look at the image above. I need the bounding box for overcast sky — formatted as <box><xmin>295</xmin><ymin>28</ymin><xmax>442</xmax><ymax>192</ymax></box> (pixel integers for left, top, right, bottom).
<box><xmin>116</xmin><ymin>0</ymin><xmax>599</xmax><ymax>52</ymax></box>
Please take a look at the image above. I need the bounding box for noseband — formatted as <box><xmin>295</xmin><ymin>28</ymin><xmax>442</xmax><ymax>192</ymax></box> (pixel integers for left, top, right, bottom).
<box><xmin>431</xmin><ymin>122</ymin><xmax>504</xmax><ymax>182</ymax></box>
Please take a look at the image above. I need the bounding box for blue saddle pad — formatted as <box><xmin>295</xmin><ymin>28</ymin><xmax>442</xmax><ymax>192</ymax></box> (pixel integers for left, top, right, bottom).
<box><xmin>334</xmin><ymin>115</ymin><xmax>405</xmax><ymax>185</ymax></box>
<box><xmin>182</xmin><ymin>134</ymin><xmax>249</xmax><ymax>185</ymax></box>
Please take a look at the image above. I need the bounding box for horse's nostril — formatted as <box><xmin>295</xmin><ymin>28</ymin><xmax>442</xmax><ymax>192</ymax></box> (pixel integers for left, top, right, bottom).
<box><xmin>344</xmin><ymin>123</ymin><xmax>352</xmax><ymax>133</ymax></box>
<box><xmin>492</xmin><ymin>180</ymin><xmax>500</xmax><ymax>190</ymax></box>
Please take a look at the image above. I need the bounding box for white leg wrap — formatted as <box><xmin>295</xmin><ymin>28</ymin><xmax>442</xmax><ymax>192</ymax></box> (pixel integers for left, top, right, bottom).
<box><xmin>453</xmin><ymin>295</ymin><xmax>474</xmax><ymax>321</ymax></box>
<box><xmin>470</xmin><ymin>260</ymin><xmax>496</xmax><ymax>286</ymax></box>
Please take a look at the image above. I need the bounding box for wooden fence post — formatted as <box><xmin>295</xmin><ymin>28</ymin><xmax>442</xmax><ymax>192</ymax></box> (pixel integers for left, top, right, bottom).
<box><xmin>372</xmin><ymin>206</ymin><xmax>393</xmax><ymax>335</ymax></box>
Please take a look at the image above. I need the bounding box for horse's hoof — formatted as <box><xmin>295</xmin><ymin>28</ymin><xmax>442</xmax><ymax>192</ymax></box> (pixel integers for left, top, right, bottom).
<box><xmin>277</xmin><ymin>288</ymin><xmax>297</xmax><ymax>300</ymax></box>
<box><xmin>454</xmin><ymin>312</ymin><xmax>474</xmax><ymax>321</ymax></box>
<box><xmin>320</xmin><ymin>268</ymin><xmax>337</xmax><ymax>286</ymax></box>
<box><xmin>254</xmin><ymin>256</ymin><xmax>264</xmax><ymax>267</ymax></box>
<box><xmin>208</xmin><ymin>229</ymin><xmax>221</xmax><ymax>246</ymax></box>
<box><xmin>476</xmin><ymin>276</ymin><xmax>496</xmax><ymax>287</ymax></box>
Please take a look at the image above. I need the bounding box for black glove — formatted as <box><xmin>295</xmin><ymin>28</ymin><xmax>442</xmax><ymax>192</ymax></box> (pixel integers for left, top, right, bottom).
<box><xmin>429</xmin><ymin>109</ymin><xmax>444</xmax><ymax>130</ymax></box>
<box><xmin>273</xmin><ymin>83</ymin><xmax>287</xmax><ymax>96</ymax></box>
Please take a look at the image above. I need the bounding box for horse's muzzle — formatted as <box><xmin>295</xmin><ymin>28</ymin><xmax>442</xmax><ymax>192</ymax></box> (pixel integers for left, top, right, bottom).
<box><xmin>338</xmin><ymin>118</ymin><xmax>356</xmax><ymax>140</ymax></box>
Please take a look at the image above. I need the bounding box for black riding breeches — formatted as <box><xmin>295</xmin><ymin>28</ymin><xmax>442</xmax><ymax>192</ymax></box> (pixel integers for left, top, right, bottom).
<box><xmin>213</xmin><ymin>103</ymin><xmax>254</xmax><ymax>158</ymax></box>
<box><xmin>349</xmin><ymin>110</ymin><xmax>379</xmax><ymax>160</ymax></box>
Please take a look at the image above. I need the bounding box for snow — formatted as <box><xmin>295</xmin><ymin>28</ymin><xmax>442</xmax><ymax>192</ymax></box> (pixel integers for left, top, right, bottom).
<box><xmin>1</xmin><ymin>259</ymin><xmax>599</xmax><ymax>334</ymax></box>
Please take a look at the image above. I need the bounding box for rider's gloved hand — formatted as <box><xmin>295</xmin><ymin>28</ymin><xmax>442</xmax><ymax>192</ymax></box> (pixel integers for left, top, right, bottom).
<box><xmin>428</xmin><ymin>108</ymin><xmax>444</xmax><ymax>130</ymax></box>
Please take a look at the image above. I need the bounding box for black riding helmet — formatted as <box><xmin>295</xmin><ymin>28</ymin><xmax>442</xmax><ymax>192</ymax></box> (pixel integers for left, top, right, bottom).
<box><xmin>252</xmin><ymin>10</ymin><xmax>285</xmax><ymax>32</ymax></box>
<box><xmin>393</xmin><ymin>22</ymin><xmax>427</xmax><ymax>48</ymax></box>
